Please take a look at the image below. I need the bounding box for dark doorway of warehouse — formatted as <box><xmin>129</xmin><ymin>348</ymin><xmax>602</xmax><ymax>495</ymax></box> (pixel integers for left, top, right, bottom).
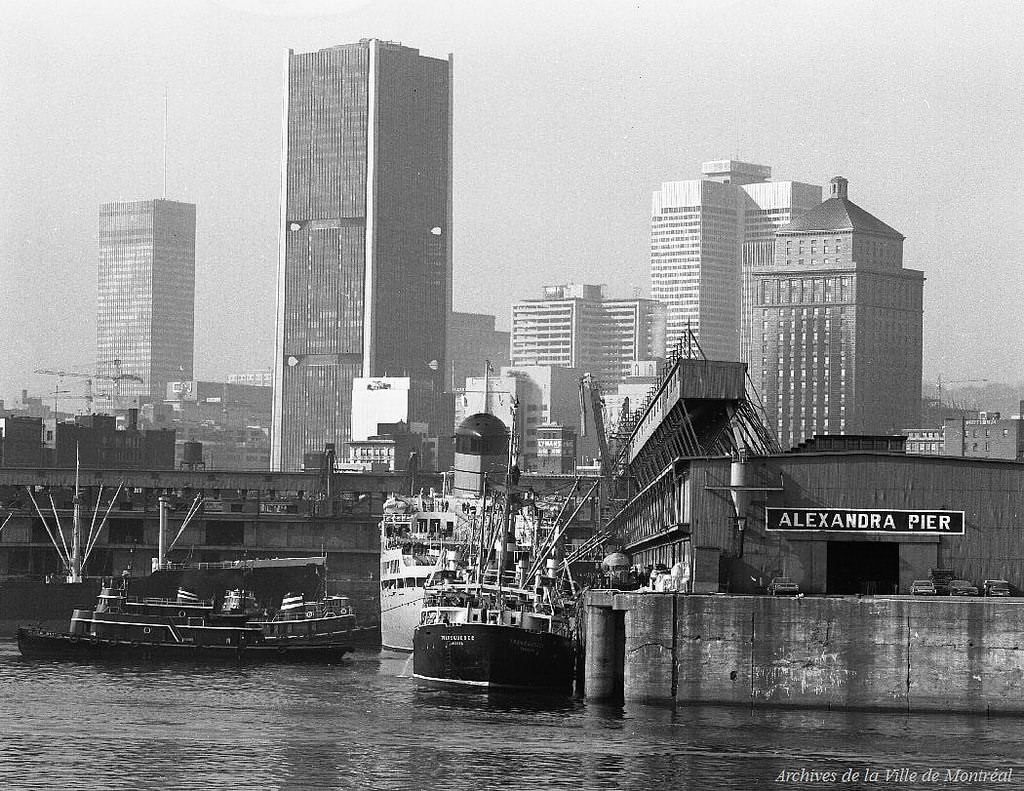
<box><xmin>826</xmin><ymin>541</ymin><xmax>899</xmax><ymax>595</ymax></box>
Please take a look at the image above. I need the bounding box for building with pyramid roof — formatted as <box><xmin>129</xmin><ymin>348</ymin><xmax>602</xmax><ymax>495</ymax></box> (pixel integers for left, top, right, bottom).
<box><xmin>749</xmin><ymin>177</ymin><xmax>924</xmax><ymax>449</ymax></box>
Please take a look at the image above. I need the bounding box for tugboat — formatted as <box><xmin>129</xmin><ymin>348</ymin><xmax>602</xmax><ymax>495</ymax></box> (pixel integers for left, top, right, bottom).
<box><xmin>411</xmin><ymin>410</ymin><xmax>579</xmax><ymax>693</ymax></box>
<box><xmin>17</xmin><ymin>581</ymin><xmax>356</xmax><ymax>663</ymax></box>
<box><xmin>247</xmin><ymin>590</ymin><xmax>375</xmax><ymax>646</ymax></box>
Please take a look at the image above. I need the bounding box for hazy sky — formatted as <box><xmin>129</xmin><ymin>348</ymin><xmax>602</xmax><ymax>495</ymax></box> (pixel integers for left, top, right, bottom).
<box><xmin>1</xmin><ymin>0</ymin><xmax>1022</xmax><ymax>405</ymax></box>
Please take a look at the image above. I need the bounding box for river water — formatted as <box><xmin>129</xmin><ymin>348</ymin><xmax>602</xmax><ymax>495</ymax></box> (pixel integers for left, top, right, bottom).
<box><xmin>0</xmin><ymin>638</ymin><xmax>1021</xmax><ymax>791</ymax></box>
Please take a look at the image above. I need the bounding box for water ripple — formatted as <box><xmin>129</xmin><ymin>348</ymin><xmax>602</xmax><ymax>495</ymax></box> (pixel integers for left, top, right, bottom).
<box><xmin>0</xmin><ymin>640</ymin><xmax>1021</xmax><ymax>790</ymax></box>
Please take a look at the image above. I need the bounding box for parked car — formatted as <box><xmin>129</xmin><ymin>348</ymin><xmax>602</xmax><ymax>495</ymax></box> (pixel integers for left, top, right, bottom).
<box><xmin>930</xmin><ymin>568</ymin><xmax>955</xmax><ymax>595</ymax></box>
<box><xmin>948</xmin><ymin>579</ymin><xmax>979</xmax><ymax>596</ymax></box>
<box><xmin>768</xmin><ymin>577</ymin><xmax>800</xmax><ymax>596</ymax></box>
<box><xmin>910</xmin><ymin>579</ymin><xmax>937</xmax><ymax>596</ymax></box>
<box><xmin>983</xmin><ymin>579</ymin><xmax>1011</xmax><ymax>597</ymax></box>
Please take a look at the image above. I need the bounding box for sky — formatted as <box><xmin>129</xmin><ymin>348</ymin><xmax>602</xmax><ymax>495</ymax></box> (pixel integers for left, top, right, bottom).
<box><xmin>1</xmin><ymin>0</ymin><xmax>1022</xmax><ymax>406</ymax></box>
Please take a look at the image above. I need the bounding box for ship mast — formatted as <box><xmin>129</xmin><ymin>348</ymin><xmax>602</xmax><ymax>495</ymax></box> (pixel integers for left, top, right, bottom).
<box><xmin>496</xmin><ymin>399</ymin><xmax>517</xmax><ymax>596</ymax></box>
<box><xmin>68</xmin><ymin>442</ymin><xmax>82</xmax><ymax>583</ymax></box>
<box><xmin>483</xmin><ymin>360</ymin><xmax>490</xmax><ymax>415</ymax></box>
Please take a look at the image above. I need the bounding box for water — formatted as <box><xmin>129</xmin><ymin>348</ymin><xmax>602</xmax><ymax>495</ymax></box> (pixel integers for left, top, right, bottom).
<box><xmin>0</xmin><ymin>638</ymin><xmax>1021</xmax><ymax>791</ymax></box>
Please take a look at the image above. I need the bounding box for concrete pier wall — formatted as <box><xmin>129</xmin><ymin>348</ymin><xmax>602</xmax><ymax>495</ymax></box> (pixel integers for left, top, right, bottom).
<box><xmin>586</xmin><ymin>592</ymin><xmax>1024</xmax><ymax>713</ymax></box>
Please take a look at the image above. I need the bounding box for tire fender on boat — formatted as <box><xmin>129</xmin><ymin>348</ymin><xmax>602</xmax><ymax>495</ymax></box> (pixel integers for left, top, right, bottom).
<box><xmin>68</xmin><ymin>635</ymin><xmax>79</xmax><ymax>644</ymax></box>
<box><xmin>277</xmin><ymin>645</ymin><xmax>288</xmax><ymax>655</ymax></box>
<box><xmin>130</xmin><ymin>641</ymin><xmax>140</xmax><ymax>648</ymax></box>
<box><xmin>89</xmin><ymin>636</ymin><xmax>99</xmax><ymax>645</ymax></box>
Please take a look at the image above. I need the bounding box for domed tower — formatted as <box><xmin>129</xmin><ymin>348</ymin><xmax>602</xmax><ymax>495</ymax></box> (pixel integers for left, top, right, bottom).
<box><xmin>453</xmin><ymin>413</ymin><xmax>510</xmax><ymax>497</ymax></box>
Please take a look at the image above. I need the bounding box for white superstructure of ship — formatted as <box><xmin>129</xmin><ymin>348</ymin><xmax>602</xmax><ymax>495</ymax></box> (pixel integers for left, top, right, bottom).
<box><xmin>378</xmin><ymin>412</ymin><xmax>510</xmax><ymax>651</ymax></box>
<box><xmin>379</xmin><ymin>490</ymin><xmax>477</xmax><ymax>651</ymax></box>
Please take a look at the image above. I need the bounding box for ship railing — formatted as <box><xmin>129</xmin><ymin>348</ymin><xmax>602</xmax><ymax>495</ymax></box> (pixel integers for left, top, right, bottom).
<box><xmin>480</xmin><ymin>568</ymin><xmax>520</xmax><ymax>586</ymax></box>
<box><xmin>381</xmin><ymin>513</ymin><xmax>415</xmax><ymax>525</ymax></box>
<box><xmin>135</xmin><ymin>596</ymin><xmax>215</xmax><ymax>608</ymax></box>
<box><xmin>381</xmin><ymin>536</ymin><xmax>450</xmax><ymax>551</ymax></box>
<box><xmin>159</xmin><ymin>557</ymin><xmax>326</xmax><ymax>571</ymax></box>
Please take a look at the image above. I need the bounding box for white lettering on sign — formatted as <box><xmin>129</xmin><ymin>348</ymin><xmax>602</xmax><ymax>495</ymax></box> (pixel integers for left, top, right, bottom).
<box><xmin>766</xmin><ymin>508</ymin><xmax>965</xmax><ymax>534</ymax></box>
<box><xmin>907</xmin><ymin>513</ymin><xmax>952</xmax><ymax>531</ymax></box>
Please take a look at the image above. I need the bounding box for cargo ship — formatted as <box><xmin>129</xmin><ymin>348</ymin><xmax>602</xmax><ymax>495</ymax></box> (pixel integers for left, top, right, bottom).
<box><xmin>410</xmin><ymin>411</ymin><xmax>582</xmax><ymax>692</ymax></box>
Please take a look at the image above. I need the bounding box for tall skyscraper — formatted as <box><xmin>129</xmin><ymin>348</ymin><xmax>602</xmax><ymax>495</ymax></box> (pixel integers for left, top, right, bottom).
<box><xmin>650</xmin><ymin>160</ymin><xmax>820</xmax><ymax>361</ymax></box>
<box><xmin>751</xmin><ymin>177</ymin><xmax>924</xmax><ymax>449</ymax></box>
<box><xmin>97</xmin><ymin>199</ymin><xmax>196</xmax><ymax>404</ymax></box>
<box><xmin>272</xmin><ymin>39</ymin><xmax>453</xmax><ymax>471</ymax></box>
<box><xmin>510</xmin><ymin>284</ymin><xmax>666</xmax><ymax>386</ymax></box>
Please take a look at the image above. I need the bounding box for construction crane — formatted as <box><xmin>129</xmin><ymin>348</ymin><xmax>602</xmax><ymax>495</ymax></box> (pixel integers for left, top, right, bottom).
<box><xmin>44</xmin><ymin>385</ymin><xmax>72</xmax><ymax>417</ymax></box>
<box><xmin>936</xmin><ymin>375</ymin><xmax>988</xmax><ymax>407</ymax></box>
<box><xmin>579</xmin><ymin>373</ymin><xmax>612</xmax><ymax>477</ymax></box>
<box><xmin>34</xmin><ymin>363</ymin><xmax>144</xmax><ymax>413</ymax></box>
<box><xmin>95</xmin><ymin>358</ymin><xmax>146</xmax><ymax>400</ymax></box>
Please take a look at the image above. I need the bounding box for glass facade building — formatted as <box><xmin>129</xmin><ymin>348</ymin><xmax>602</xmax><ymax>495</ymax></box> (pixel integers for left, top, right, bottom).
<box><xmin>272</xmin><ymin>39</ymin><xmax>452</xmax><ymax>471</ymax></box>
<box><xmin>96</xmin><ymin>199</ymin><xmax>196</xmax><ymax>405</ymax></box>
<box><xmin>650</xmin><ymin>161</ymin><xmax>820</xmax><ymax>362</ymax></box>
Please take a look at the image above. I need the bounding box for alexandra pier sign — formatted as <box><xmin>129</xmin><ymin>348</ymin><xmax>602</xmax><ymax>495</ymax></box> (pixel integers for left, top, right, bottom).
<box><xmin>766</xmin><ymin>508</ymin><xmax>965</xmax><ymax>534</ymax></box>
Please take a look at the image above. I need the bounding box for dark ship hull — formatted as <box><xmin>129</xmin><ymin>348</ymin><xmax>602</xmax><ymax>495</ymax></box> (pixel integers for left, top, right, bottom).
<box><xmin>18</xmin><ymin>627</ymin><xmax>353</xmax><ymax>664</ymax></box>
<box><xmin>412</xmin><ymin>623</ymin><xmax>575</xmax><ymax>692</ymax></box>
<box><xmin>1</xmin><ymin>561</ymin><xmax>330</xmax><ymax>637</ymax></box>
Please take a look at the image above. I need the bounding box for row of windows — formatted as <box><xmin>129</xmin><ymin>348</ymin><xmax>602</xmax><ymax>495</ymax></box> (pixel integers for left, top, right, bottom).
<box><xmin>758</xmin><ymin>276</ymin><xmax>853</xmax><ymax>305</ymax></box>
<box><xmin>785</xmin><ymin>238</ymin><xmax>844</xmax><ymax>255</ymax></box>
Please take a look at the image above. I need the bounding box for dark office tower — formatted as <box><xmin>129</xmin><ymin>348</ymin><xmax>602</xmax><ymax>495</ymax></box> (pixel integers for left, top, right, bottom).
<box><xmin>97</xmin><ymin>199</ymin><xmax>196</xmax><ymax>405</ymax></box>
<box><xmin>752</xmin><ymin>177</ymin><xmax>924</xmax><ymax>449</ymax></box>
<box><xmin>272</xmin><ymin>39</ymin><xmax>453</xmax><ymax>471</ymax></box>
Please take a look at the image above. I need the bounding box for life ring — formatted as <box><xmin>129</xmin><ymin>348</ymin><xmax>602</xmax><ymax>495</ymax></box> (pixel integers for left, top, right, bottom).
<box><xmin>339</xmin><ymin>607</ymin><xmax>349</xmax><ymax>615</ymax></box>
<box><xmin>178</xmin><ymin>610</ymin><xmax>186</xmax><ymax>618</ymax></box>
<box><xmin>143</xmin><ymin>627</ymin><xmax>152</xmax><ymax>635</ymax></box>
<box><xmin>305</xmin><ymin>610</ymin><xmax>314</xmax><ymax>619</ymax></box>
